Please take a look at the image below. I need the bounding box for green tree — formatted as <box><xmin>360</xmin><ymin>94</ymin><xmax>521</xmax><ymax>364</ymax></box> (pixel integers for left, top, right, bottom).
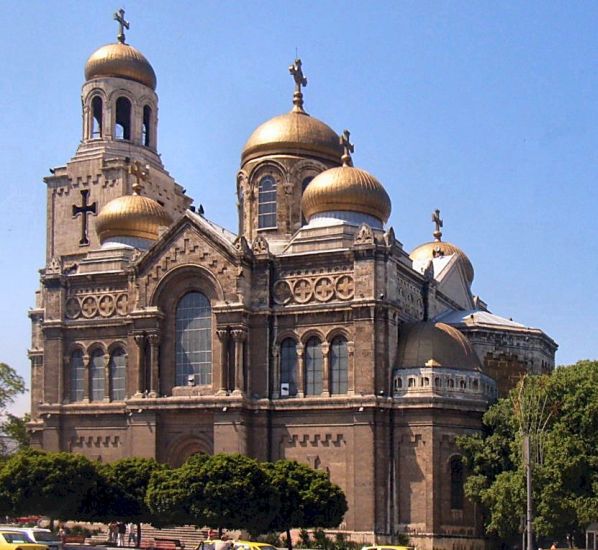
<box><xmin>458</xmin><ymin>360</ymin><xmax>598</xmax><ymax>546</ymax></box>
<box><xmin>0</xmin><ymin>449</ymin><xmax>102</xmax><ymax>522</ymax></box>
<box><xmin>263</xmin><ymin>460</ymin><xmax>347</xmax><ymax>550</ymax></box>
<box><xmin>1</xmin><ymin>414</ymin><xmax>31</xmax><ymax>453</ymax></box>
<box><xmin>0</xmin><ymin>363</ymin><xmax>26</xmax><ymax>412</ymax></box>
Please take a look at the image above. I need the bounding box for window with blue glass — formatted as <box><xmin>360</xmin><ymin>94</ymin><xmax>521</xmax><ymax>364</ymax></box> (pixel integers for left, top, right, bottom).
<box><xmin>90</xmin><ymin>349</ymin><xmax>105</xmax><ymax>401</ymax></box>
<box><xmin>305</xmin><ymin>337</ymin><xmax>323</xmax><ymax>396</ymax></box>
<box><xmin>109</xmin><ymin>347</ymin><xmax>126</xmax><ymax>401</ymax></box>
<box><xmin>330</xmin><ymin>336</ymin><xmax>348</xmax><ymax>394</ymax></box>
<box><xmin>70</xmin><ymin>350</ymin><xmax>85</xmax><ymax>402</ymax></box>
<box><xmin>280</xmin><ymin>338</ymin><xmax>298</xmax><ymax>397</ymax></box>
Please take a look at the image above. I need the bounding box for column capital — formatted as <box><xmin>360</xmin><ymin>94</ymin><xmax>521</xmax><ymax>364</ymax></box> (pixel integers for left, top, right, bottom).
<box><xmin>231</xmin><ymin>328</ymin><xmax>247</xmax><ymax>342</ymax></box>
<box><xmin>147</xmin><ymin>333</ymin><xmax>159</xmax><ymax>346</ymax></box>
<box><xmin>216</xmin><ymin>328</ymin><xmax>229</xmax><ymax>342</ymax></box>
<box><xmin>134</xmin><ymin>334</ymin><xmax>146</xmax><ymax>347</ymax></box>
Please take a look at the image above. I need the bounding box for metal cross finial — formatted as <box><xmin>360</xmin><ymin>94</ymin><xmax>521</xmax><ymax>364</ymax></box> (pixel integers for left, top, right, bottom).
<box><xmin>129</xmin><ymin>161</ymin><xmax>149</xmax><ymax>194</ymax></box>
<box><xmin>114</xmin><ymin>9</ymin><xmax>130</xmax><ymax>44</ymax></box>
<box><xmin>432</xmin><ymin>208</ymin><xmax>443</xmax><ymax>241</ymax></box>
<box><xmin>289</xmin><ymin>58</ymin><xmax>308</xmax><ymax>112</ymax></box>
<box><xmin>340</xmin><ymin>129</ymin><xmax>354</xmax><ymax>167</ymax></box>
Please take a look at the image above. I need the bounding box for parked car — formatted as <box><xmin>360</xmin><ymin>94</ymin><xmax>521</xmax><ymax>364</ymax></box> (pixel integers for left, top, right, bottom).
<box><xmin>361</xmin><ymin>546</ymin><xmax>414</xmax><ymax>550</ymax></box>
<box><xmin>0</xmin><ymin>530</ymin><xmax>48</xmax><ymax>550</ymax></box>
<box><xmin>0</xmin><ymin>528</ymin><xmax>61</xmax><ymax>550</ymax></box>
<box><xmin>233</xmin><ymin>542</ymin><xmax>277</xmax><ymax>550</ymax></box>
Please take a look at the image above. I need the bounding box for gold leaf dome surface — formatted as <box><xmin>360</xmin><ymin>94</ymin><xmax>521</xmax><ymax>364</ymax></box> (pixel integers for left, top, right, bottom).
<box><xmin>242</xmin><ymin>110</ymin><xmax>342</xmax><ymax>164</ymax></box>
<box><xmin>395</xmin><ymin>322</ymin><xmax>482</xmax><ymax>371</ymax></box>
<box><xmin>301</xmin><ymin>165</ymin><xmax>392</xmax><ymax>223</ymax></box>
<box><xmin>410</xmin><ymin>241</ymin><xmax>474</xmax><ymax>284</ymax></box>
<box><xmin>96</xmin><ymin>193</ymin><xmax>172</xmax><ymax>243</ymax></box>
<box><xmin>85</xmin><ymin>42</ymin><xmax>157</xmax><ymax>90</ymax></box>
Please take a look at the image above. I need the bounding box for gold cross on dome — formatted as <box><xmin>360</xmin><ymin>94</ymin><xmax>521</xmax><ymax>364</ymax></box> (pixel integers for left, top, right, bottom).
<box><xmin>114</xmin><ymin>9</ymin><xmax>130</xmax><ymax>44</ymax></box>
<box><xmin>289</xmin><ymin>58</ymin><xmax>307</xmax><ymax>112</ymax></box>
<box><xmin>340</xmin><ymin>130</ymin><xmax>354</xmax><ymax>167</ymax></box>
<box><xmin>432</xmin><ymin>209</ymin><xmax>443</xmax><ymax>241</ymax></box>
<box><xmin>129</xmin><ymin>161</ymin><xmax>149</xmax><ymax>194</ymax></box>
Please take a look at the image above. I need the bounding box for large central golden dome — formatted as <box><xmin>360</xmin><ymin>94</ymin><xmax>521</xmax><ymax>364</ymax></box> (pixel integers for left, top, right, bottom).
<box><xmin>96</xmin><ymin>189</ymin><xmax>172</xmax><ymax>243</ymax></box>
<box><xmin>301</xmin><ymin>164</ymin><xmax>392</xmax><ymax>223</ymax></box>
<box><xmin>242</xmin><ymin>110</ymin><xmax>342</xmax><ymax>164</ymax></box>
<box><xmin>85</xmin><ymin>42</ymin><xmax>157</xmax><ymax>90</ymax></box>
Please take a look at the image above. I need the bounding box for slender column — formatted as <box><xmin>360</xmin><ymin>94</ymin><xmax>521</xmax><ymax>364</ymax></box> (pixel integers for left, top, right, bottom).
<box><xmin>321</xmin><ymin>342</ymin><xmax>330</xmax><ymax>397</ymax></box>
<box><xmin>56</xmin><ymin>336</ymin><xmax>64</xmax><ymax>404</ymax></box>
<box><xmin>347</xmin><ymin>341</ymin><xmax>355</xmax><ymax>395</ymax></box>
<box><xmin>296</xmin><ymin>345</ymin><xmax>304</xmax><ymax>398</ymax></box>
<box><xmin>103</xmin><ymin>353</ymin><xmax>111</xmax><ymax>401</ymax></box>
<box><xmin>82</xmin><ymin>354</ymin><xmax>90</xmax><ymax>402</ymax></box>
<box><xmin>232</xmin><ymin>329</ymin><xmax>247</xmax><ymax>395</ymax></box>
<box><xmin>134</xmin><ymin>334</ymin><xmax>146</xmax><ymax>397</ymax></box>
<box><xmin>147</xmin><ymin>333</ymin><xmax>159</xmax><ymax>398</ymax></box>
<box><xmin>272</xmin><ymin>347</ymin><xmax>280</xmax><ymax>399</ymax></box>
<box><xmin>62</xmin><ymin>354</ymin><xmax>70</xmax><ymax>403</ymax></box>
<box><xmin>216</xmin><ymin>329</ymin><xmax>229</xmax><ymax>395</ymax></box>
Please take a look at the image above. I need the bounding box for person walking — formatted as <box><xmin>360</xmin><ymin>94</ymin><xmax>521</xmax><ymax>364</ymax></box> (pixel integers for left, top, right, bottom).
<box><xmin>117</xmin><ymin>522</ymin><xmax>126</xmax><ymax>547</ymax></box>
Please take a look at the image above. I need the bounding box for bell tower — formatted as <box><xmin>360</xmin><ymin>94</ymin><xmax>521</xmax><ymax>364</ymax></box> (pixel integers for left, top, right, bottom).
<box><xmin>44</xmin><ymin>10</ymin><xmax>191</xmax><ymax>262</ymax></box>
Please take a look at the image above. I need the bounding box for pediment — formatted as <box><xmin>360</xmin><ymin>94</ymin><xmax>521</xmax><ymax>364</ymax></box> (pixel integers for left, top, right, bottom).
<box><xmin>433</xmin><ymin>255</ymin><xmax>474</xmax><ymax>310</ymax></box>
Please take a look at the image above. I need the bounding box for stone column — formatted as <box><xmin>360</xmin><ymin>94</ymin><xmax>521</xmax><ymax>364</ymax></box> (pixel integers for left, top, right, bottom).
<box><xmin>322</xmin><ymin>342</ymin><xmax>330</xmax><ymax>397</ymax></box>
<box><xmin>272</xmin><ymin>347</ymin><xmax>280</xmax><ymax>399</ymax></box>
<box><xmin>347</xmin><ymin>341</ymin><xmax>355</xmax><ymax>395</ymax></box>
<box><xmin>216</xmin><ymin>329</ymin><xmax>229</xmax><ymax>395</ymax></box>
<box><xmin>232</xmin><ymin>329</ymin><xmax>247</xmax><ymax>395</ymax></box>
<box><xmin>147</xmin><ymin>333</ymin><xmax>159</xmax><ymax>398</ymax></box>
<box><xmin>103</xmin><ymin>352</ymin><xmax>111</xmax><ymax>401</ymax></box>
<box><xmin>82</xmin><ymin>353</ymin><xmax>90</xmax><ymax>402</ymax></box>
<box><xmin>296</xmin><ymin>345</ymin><xmax>304</xmax><ymax>398</ymax></box>
<box><xmin>62</xmin><ymin>354</ymin><xmax>70</xmax><ymax>403</ymax></box>
<box><xmin>134</xmin><ymin>334</ymin><xmax>146</xmax><ymax>397</ymax></box>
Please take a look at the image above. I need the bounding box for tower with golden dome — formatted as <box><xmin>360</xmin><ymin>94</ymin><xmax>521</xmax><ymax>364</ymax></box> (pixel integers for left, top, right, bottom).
<box><xmin>29</xmin><ymin>13</ymin><xmax>557</xmax><ymax>550</ymax></box>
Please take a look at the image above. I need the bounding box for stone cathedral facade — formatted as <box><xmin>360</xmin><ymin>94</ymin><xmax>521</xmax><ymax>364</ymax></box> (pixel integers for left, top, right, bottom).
<box><xmin>28</xmin><ymin>15</ymin><xmax>557</xmax><ymax>550</ymax></box>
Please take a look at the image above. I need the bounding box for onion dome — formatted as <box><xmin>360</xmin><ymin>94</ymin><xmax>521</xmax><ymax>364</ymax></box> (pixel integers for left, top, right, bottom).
<box><xmin>96</xmin><ymin>163</ymin><xmax>172</xmax><ymax>244</ymax></box>
<box><xmin>84</xmin><ymin>10</ymin><xmax>156</xmax><ymax>90</ymax></box>
<box><xmin>410</xmin><ymin>209</ymin><xmax>474</xmax><ymax>284</ymax></box>
<box><xmin>395</xmin><ymin>322</ymin><xmax>482</xmax><ymax>371</ymax></box>
<box><xmin>241</xmin><ymin>58</ymin><xmax>342</xmax><ymax>164</ymax></box>
<box><xmin>301</xmin><ymin>130</ymin><xmax>391</xmax><ymax>223</ymax></box>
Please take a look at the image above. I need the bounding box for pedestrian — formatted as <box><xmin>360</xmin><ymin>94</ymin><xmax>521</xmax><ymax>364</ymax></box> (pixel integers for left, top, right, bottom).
<box><xmin>117</xmin><ymin>522</ymin><xmax>126</xmax><ymax>547</ymax></box>
<box><xmin>108</xmin><ymin>522</ymin><xmax>118</xmax><ymax>545</ymax></box>
<box><xmin>127</xmin><ymin>523</ymin><xmax>136</xmax><ymax>547</ymax></box>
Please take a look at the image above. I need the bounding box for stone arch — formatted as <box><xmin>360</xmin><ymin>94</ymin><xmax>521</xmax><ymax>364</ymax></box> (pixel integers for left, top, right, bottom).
<box><xmin>325</xmin><ymin>327</ymin><xmax>351</xmax><ymax>343</ymax></box>
<box><xmin>300</xmin><ymin>328</ymin><xmax>325</xmax><ymax>346</ymax></box>
<box><xmin>275</xmin><ymin>329</ymin><xmax>300</xmax><ymax>346</ymax></box>
<box><xmin>165</xmin><ymin>433</ymin><xmax>213</xmax><ymax>467</ymax></box>
<box><xmin>151</xmin><ymin>263</ymin><xmax>224</xmax><ymax>307</ymax></box>
<box><xmin>87</xmin><ymin>341</ymin><xmax>107</xmax><ymax>356</ymax></box>
<box><xmin>107</xmin><ymin>340</ymin><xmax>127</xmax><ymax>355</ymax></box>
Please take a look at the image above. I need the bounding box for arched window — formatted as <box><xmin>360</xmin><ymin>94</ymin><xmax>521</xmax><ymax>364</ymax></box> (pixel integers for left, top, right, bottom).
<box><xmin>258</xmin><ymin>175</ymin><xmax>277</xmax><ymax>229</ymax></box>
<box><xmin>300</xmin><ymin>176</ymin><xmax>314</xmax><ymax>225</ymax></box>
<box><xmin>395</xmin><ymin>377</ymin><xmax>403</xmax><ymax>390</ymax></box>
<box><xmin>175</xmin><ymin>292</ymin><xmax>212</xmax><ymax>387</ymax></box>
<box><xmin>70</xmin><ymin>350</ymin><xmax>85</xmax><ymax>402</ymax></box>
<box><xmin>304</xmin><ymin>337</ymin><xmax>323</xmax><ymax>396</ymax></box>
<box><xmin>109</xmin><ymin>347</ymin><xmax>126</xmax><ymax>401</ymax></box>
<box><xmin>142</xmin><ymin>105</ymin><xmax>152</xmax><ymax>147</ymax></box>
<box><xmin>450</xmin><ymin>456</ymin><xmax>464</xmax><ymax>510</ymax></box>
<box><xmin>280</xmin><ymin>339</ymin><xmax>297</xmax><ymax>397</ymax></box>
<box><xmin>115</xmin><ymin>97</ymin><xmax>131</xmax><ymax>140</ymax></box>
<box><xmin>90</xmin><ymin>349</ymin><xmax>105</xmax><ymax>401</ymax></box>
<box><xmin>330</xmin><ymin>336</ymin><xmax>348</xmax><ymax>394</ymax></box>
<box><xmin>408</xmin><ymin>377</ymin><xmax>416</xmax><ymax>387</ymax></box>
<box><xmin>91</xmin><ymin>96</ymin><xmax>103</xmax><ymax>138</ymax></box>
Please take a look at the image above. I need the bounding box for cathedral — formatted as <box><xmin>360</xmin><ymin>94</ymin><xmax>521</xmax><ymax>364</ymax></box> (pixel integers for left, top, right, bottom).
<box><xmin>28</xmin><ymin>12</ymin><xmax>557</xmax><ymax>550</ymax></box>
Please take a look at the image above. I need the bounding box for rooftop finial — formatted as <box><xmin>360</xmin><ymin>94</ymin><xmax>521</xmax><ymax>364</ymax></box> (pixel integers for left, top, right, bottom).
<box><xmin>432</xmin><ymin>208</ymin><xmax>443</xmax><ymax>241</ymax></box>
<box><xmin>129</xmin><ymin>161</ymin><xmax>149</xmax><ymax>195</ymax></box>
<box><xmin>340</xmin><ymin>130</ymin><xmax>354</xmax><ymax>167</ymax></box>
<box><xmin>114</xmin><ymin>8</ymin><xmax>130</xmax><ymax>44</ymax></box>
<box><xmin>289</xmin><ymin>58</ymin><xmax>307</xmax><ymax>113</ymax></box>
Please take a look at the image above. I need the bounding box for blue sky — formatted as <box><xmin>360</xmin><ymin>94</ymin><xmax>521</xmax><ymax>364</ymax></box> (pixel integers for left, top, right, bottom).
<box><xmin>1</xmin><ymin>1</ymin><xmax>596</xmax><ymax>416</ymax></box>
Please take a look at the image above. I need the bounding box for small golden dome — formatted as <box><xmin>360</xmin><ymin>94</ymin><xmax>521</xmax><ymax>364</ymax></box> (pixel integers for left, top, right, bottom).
<box><xmin>242</xmin><ymin>110</ymin><xmax>342</xmax><ymax>164</ymax></box>
<box><xmin>85</xmin><ymin>42</ymin><xmax>157</xmax><ymax>90</ymax></box>
<box><xmin>96</xmin><ymin>192</ymin><xmax>172</xmax><ymax>243</ymax></box>
<box><xmin>395</xmin><ymin>322</ymin><xmax>482</xmax><ymax>371</ymax></box>
<box><xmin>301</xmin><ymin>165</ymin><xmax>392</xmax><ymax>223</ymax></box>
<box><xmin>410</xmin><ymin>241</ymin><xmax>474</xmax><ymax>284</ymax></box>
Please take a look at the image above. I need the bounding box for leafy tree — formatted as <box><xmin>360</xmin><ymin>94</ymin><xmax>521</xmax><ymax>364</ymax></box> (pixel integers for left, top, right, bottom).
<box><xmin>0</xmin><ymin>363</ymin><xmax>26</xmax><ymax>412</ymax></box>
<box><xmin>458</xmin><ymin>360</ymin><xmax>598</xmax><ymax>546</ymax></box>
<box><xmin>0</xmin><ymin>449</ymin><xmax>102</xmax><ymax>522</ymax></box>
<box><xmin>263</xmin><ymin>460</ymin><xmax>347</xmax><ymax>550</ymax></box>
<box><xmin>1</xmin><ymin>414</ymin><xmax>31</xmax><ymax>454</ymax></box>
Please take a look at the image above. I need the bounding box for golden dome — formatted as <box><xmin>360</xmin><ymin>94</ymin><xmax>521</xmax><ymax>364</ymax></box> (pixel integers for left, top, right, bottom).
<box><xmin>301</xmin><ymin>165</ymin><xmax>392</xmax><ymax>223</ymax></box>
<box><xmin>410</xmin><ymin>241</ymin><xmax>474</xmax><ymax>284</ymax></box>
<box><xmin>242</xmin><ymin>110</ymin><xmax>342</xmax><ymax>164</ymax></box>
<box><xmin>395</xmin><ymin>322</ymin><xmax>482</xmax><ymax>371</ymax></box>
<box><xmin>85</xmin><ymin>42</ymin><xmax>157</xmax><ymax>90</ymax></box>
<box><xmin>96</xmin><ymin>191</ymin><xmax>172</xmax><ymax>243</ymax></box>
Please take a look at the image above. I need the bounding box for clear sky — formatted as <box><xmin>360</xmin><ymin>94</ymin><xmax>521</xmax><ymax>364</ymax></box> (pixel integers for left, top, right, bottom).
<box><xmin>1</xmin><ymin>1</ymin><xmax>596</xmax><ymax>417</ymax></box>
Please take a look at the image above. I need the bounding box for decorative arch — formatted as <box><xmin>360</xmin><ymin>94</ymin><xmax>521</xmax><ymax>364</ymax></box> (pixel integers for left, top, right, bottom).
<box><xmin>107</xmin><ymin>340</ymin><xmax>128</xmax><ymax>355</ymax></box>
<box><xmin>165</xmin><ymin>434</ymin><xmax>213</xmax><ymax>467</ymax></box>
<box><xmin>325</xmin><ymin>327</ymin><xmax>351</xmax><ymax>343</ymax></box>
<box><xmin>87</xmin><ymin>342</ymin><xmax>107</xmax><ymax>356</ymax></box>
<box><xmin>300</xmin><ymin>328</ymin><xmax>326</xmax><ymax>346</ymax></box>
<box><xmin>151</xmin><ymin>263</ymin><xmax>224</xmax><ymax>307</ymax></box>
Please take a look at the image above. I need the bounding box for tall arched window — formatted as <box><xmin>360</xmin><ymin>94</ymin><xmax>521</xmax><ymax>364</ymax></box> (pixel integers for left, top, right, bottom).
<box><xmin>175</xmin><ymin>292</ymin><xmax>212</xmax><ymax>386</ymax></box>
<box><xmin>90</xmin><ymin>349</ymin><xmax>105</xmax><ymax>401</ymax></box>
<box><xmin>142</xmin><ymin>105</ymin><xmax>152</xmax><ymax>147</ymax></box>
<box><xmin>450</xmin><ymin>455</ymin><xmax>464</xmax><ymax>510</ymax></box>
<box><xmin>70</xmin><ymin>350</ymin><xmax>85</xmax><ymax>402</ymax></box>
<box><xmin>258</xmin><ymin>175</ymin><xmax>277</xmax><ymax>229</ymax></box>
<box><xmin>109</xmin><ymin>347</ymin><xmax>126</xmax><ymax>401</ymax></box>
<box><xmin>91</xmin><ymin>96</ymin><xmax>103</xmax><ymax>138</ymax></box>
<box><xmin>330</xmin><ymin>336</ymin><xmax>348</xmax><ymax>394</ymax></box>
<box><xmin>280</xmin><ymin>339</ymin><xmax>297</xmax><ymax>397</ymax></box>
<box><xmin>305</xmin><ymin>337</ymin><xmax>323</xmax><ymax>396</ymax></box>
<box><xmin>115</xmin><ymin>97</ymin><xmax>131</xmax><ymax>140</ymax></box>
